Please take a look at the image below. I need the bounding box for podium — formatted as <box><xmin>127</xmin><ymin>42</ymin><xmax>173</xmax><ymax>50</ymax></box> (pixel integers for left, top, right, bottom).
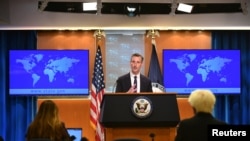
<box><xmin>100</xmin><ymin>93</ymin><xmax>180</xmax><ymax>141</ymax></box>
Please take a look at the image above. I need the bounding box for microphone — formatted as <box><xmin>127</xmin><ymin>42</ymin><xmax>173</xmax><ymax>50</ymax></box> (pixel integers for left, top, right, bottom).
<box><xmin>112</xmin><ymin>81</ymin><xmax>117</xmax><ymax>93</ymax></box>
<box><xmin>149</xmin><ymin>133</ymin><xmax>155</xmax><ymax>141</ymax></box>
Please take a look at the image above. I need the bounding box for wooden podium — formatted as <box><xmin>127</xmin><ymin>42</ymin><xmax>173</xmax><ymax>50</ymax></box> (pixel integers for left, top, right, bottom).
<box><xmin>99</xmin><ymin>93</ymin><xmax>180</xmax><ymax>141</ymax></box>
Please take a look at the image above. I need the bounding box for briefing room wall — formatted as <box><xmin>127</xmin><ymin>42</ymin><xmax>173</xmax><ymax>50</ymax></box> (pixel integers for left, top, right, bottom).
<box><xmin>36</xmin><ymin>30</ymin><xmax>98</xmax><ymax>141</ymax></box>
<box><xmin>36</xmin><ymin>30</ymin><xmax>211</xmax><ymax>140</ymax></box>
<box><xmin>144</xmin><ymin>30</ymin><xmax>211</xmax><ymax>75</ymax></box>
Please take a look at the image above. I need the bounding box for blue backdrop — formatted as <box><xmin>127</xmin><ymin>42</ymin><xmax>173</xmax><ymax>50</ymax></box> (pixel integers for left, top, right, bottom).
<box><xmin>0</xmin><ymin>31</ymin><xmax>37</xmax><ymax>141</ymax></box>
<box><xmin>212</xmin><ymin>30</ymin><xmax>250</xmax><ymax>124</ymax></box>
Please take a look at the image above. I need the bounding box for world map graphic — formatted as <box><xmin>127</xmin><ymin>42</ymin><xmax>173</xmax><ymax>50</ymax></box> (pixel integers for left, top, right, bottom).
<box><xmin>16</xmin><ymin>54</ymin><xmax>80</xmax><ymax>87</ymax></box>
<box><xmin>9</xmin><ymin>51</ymin><xmax>88</xmax><ymax>91</ymax></box>
<box><xmin>169</xmin><ymin>54</ymin><xmax>232</xmax><ymax>86</ymax></box>
<box><xmin>163</xmin><ymin>50</ymin><xmax>241</xmax><ymax>94</ymax></box>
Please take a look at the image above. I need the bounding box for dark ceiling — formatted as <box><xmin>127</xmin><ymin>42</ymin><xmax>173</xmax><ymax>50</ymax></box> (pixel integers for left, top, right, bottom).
<box><xmin>38</xmin><ymin>1</ymin><xmax>243</xmax><ymax>15</ymax></box>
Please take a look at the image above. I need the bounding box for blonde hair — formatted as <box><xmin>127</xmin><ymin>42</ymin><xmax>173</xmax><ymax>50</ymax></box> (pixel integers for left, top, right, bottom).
<box><xmin>188</xmin><ymin>89</ymin><xmax>216</xmax><ymax>113</ymax></box>
<box><xmin>26</xmin><ymin>100</ymin><xmax>63</xmax><ymax>141</ymax></box>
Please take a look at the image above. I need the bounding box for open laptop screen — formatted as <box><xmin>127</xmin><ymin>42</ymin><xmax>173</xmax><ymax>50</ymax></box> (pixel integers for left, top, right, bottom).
<box><xmin>67</xmin><ymin>128</ymin><xmax>82</xmax><ymax>141</ymax></box>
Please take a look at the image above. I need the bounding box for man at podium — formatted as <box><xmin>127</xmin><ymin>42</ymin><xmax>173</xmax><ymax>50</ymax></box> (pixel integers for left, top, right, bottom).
<box><xmin>115</xmin><ymin>53</ymin><xmax>153</xmax><ymax>93</ymax></box>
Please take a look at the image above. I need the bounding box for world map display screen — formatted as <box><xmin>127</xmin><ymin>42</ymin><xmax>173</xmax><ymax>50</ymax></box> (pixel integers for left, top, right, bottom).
<box><xmin>9</xmin><ymin>50</ymin><xmax>89</xmax><ymax>96</ymax></box>
<box><xmin>163</xmin><ymin>49</ymin><xmax>241</xmax><ymax>95</ymax></box>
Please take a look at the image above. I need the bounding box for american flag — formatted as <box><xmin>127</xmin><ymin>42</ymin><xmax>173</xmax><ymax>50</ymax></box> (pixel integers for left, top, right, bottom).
<box><xmin>90</xmin><ymin>46</ymin><xmax>105</xmax><ymax>141</ymax></box>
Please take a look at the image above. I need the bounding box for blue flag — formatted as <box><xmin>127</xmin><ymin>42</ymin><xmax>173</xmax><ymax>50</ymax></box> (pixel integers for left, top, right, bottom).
<box><xmin>148</xmin><ymin>42</ymin><xmax>165</xmax><ymax>92</ymax></box>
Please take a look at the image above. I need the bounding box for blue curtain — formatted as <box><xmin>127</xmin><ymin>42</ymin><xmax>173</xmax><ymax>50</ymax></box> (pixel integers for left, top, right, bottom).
<box><xmin>0</xmin><ymin>30</ymin><xmax>37</xmax><ymax>141</ymax></box>
<box><xmin>212</xmin><ymin>30</ymin><xmax>250</xmax><ymax>124</ymax></box>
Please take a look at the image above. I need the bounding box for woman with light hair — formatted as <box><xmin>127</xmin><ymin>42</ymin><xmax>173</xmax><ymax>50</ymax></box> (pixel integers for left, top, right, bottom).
<box><xmin>188</xmin><ymin>89</ymin><xmax>216</xmax><ymax>114</ymax></box>
<box><xmin>25</xmin><ymin>100</ymin><xmax>71</xmax><ymax>141</ymax></box>
<box><xmin>174</xmin><ymin>89</ymin><xmax>227</xmax><ymax>141</ymax></box>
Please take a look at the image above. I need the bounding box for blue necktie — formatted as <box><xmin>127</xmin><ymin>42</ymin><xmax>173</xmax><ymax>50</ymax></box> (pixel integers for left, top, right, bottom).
<box><xmin>134</xmin><ymin>76</ymin><xmax>137</xmax><ymax>93</ymax></box>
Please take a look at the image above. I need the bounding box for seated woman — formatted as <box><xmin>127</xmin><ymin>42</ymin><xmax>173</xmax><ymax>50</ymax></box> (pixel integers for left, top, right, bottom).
<box><xmin>26</xmin><ymin>100</ymin><xmax>71</xmax><ymax>141</ymax></box>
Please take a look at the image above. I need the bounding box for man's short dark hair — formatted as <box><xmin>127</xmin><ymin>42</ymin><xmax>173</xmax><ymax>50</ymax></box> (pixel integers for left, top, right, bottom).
<box><xmin>131</xmin><ymin>53</ymin><xmax>144</xmax><ymax>62</ymax></box>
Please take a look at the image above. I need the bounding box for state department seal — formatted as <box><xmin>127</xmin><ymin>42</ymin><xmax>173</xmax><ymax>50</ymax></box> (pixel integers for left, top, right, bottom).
<box><xmin>131</xmin><ymin>96</ymin><xmax>153</xmax><ymax>119</ymax></box>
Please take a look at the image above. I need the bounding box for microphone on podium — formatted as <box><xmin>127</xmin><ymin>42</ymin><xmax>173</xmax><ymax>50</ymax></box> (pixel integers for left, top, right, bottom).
<box><xmin>149</xmin><ymin>133</ymin><xmax>155</xmax><ymax>141</ymax></box>
<box><xmin>112</xmin><ymin>82</ymin><xmax>117</xmax><ymax>93</ymax></box>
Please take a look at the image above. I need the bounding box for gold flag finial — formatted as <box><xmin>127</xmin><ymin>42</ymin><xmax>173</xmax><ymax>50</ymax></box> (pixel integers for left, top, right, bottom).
<box><xmin>146</xmin><ymin>30</ymin><xmax>160</xmax><ymax>44</ymax></box>
<box><xmin>94</xmin><ymin>29</ymin><xmax>105</xmax><ymax>40</ymax></box>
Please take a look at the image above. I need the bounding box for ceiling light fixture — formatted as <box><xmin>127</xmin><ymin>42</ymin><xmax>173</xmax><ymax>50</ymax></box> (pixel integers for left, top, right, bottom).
<box><xmin>241</xmin><ymin>0</ymin><xmax>248</xmax><ymax>15</ymax></box>
<box><xmin>39</xmin><ymin>0</ymin><xmax>49</xmax><ymax>12</ymax></box>
<box><xmin>125</xmin><ymin>4</ymin><xmax>140</xmax><ymax>17</ymax></box>
<box><xmin>177</xmin><ymin>3</ymin><xmax>193</xmax><ymax>13</ymax></box>
<box><xmin>83</xmin><ymin>2</ymin><xmax>97</xmax><ymax>11</ymax></box>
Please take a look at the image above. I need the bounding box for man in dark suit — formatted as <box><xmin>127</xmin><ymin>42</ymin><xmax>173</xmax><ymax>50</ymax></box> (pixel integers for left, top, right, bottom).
<box><xmin>115</xmin><ymin>53</ymin><xmax>153</xmax><ymax>93</ymax></box>
<box><xmin>174</xmin><ymin>89</ymin><xmax>227</xmax><ymax>141</ymax></box>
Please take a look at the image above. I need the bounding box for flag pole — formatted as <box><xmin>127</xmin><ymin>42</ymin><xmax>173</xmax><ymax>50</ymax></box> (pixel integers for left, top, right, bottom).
<box><xmin>91</xmin><ymin>29</ymin><xmax>106</xmax><ymax>141</ymax></box>
<box><xmin>147</xmin><ymin>30</ymin><xmax>165</xmax><ymax>92</ymax></box>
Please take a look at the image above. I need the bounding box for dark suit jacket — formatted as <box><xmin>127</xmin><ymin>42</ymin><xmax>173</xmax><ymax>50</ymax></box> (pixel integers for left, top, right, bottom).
<box><xmin>174</xmin><ymin>112</ymin><xmax>227</xmax><ymax>141</ymax></box>
<box><xmin>115</xmin><ymin>73</ymin><xmax>153</xmax><ymax>93</ymax></box>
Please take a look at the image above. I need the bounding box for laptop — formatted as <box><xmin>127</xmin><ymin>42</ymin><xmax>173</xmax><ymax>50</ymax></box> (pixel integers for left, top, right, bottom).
<box><xmin>67</xmin><ymin>128</ymin><xmax>82</xmax><ymax>141</ymax></box>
